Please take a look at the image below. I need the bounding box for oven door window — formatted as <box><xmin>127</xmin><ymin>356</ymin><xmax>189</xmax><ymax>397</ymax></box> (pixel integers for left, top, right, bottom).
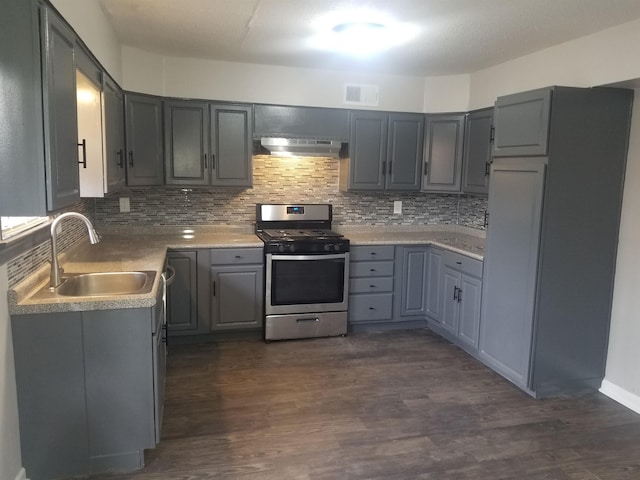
<box><xmin>271</xmin><ymin>257</ymin><xmax>345</xmax><ymax>306</ymax></box>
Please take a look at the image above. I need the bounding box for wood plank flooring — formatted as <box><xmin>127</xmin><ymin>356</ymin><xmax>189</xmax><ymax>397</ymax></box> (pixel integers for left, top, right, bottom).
<box><xmin>93</xmin><ymin>329</ymin><xmax>640</xmax><ymax>480</ymax></box>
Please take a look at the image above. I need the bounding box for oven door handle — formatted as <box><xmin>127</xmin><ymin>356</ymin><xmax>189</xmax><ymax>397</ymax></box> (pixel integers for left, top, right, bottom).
<box><xmin>270</xmin><ymin>254</ymin><xmax>346</xmax><ymax>261</ymax></box>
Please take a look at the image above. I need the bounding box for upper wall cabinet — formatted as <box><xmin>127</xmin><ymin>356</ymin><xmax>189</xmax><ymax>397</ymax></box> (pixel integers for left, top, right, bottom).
<box><xmin>0</xmin><ymin>0</ymin><xmax>47</xmax><ymax>215</ymax></box>
<box><xmin>41</xmin><ymin>5</ymin><xmax>82</xmax><ymax>211</ymax></box>
<box><xmin>492</xmin><ymin>87</ymin><xmax>552</xmax><ymax>157</ymax></box>
<box><xmin>165</xmin><ymin>101</ymin><xmax>253</xmax><ymax>187</ymax></box>
<box><xmin>253</xmin><ymin>105</ymin><xmax>349</xmax><ymax>140</ymax></box>
<box><xmin>340</xmin><ymin>111</ymin><xmax>423</xmax><ymax>192</ymax></box>
<box><xmin>125</xmin><ymin>93</ymin><xmax>164</xmax><ymax>186</ymax></box>
<box><xmin>462</xmin><ymin>108</ymin><xmax>493</xmax><ymax>195</ymax></box>
<box><xmin>422</xmin><ymin>113</ymin><xmax>465</xmax><ymax>193</ymax></box>
<box><xmin>102</xmin><ymin>75</ymin><xmax>127</xmax><ymax>192</ymax></box>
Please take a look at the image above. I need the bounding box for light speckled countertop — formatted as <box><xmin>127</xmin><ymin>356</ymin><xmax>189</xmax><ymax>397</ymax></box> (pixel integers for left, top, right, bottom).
<box><xmin>9</xmin><ymin>224</ymin><xmax>484</xmax><ymax>315</ymax></box>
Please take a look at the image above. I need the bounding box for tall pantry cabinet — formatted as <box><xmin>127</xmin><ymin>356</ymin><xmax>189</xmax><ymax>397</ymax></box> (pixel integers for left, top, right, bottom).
<box><xmin>479</xmin><ymin>86</ymin><xmax>633</xmax><ymax>397</ymax></box>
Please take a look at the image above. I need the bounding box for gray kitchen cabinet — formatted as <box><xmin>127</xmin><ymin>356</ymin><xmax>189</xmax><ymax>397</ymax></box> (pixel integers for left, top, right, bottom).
<box><xmin>41</xmin><ymin>4</ymin><xmax>81</xmax><ymax>211</ymax></box>
<box><xmin>492</xmin><ymin>87</ymin><xmax>551</xmax><ymax>157</ymax></box>
<box><xmin>425</xmin><ymin>248</ymin><xmax>443</xmax><ymax>322</ymax></box>
<box><xmin>397</xmin><ymin>246</ymin><xmax>429</xmax><ymax>318</ymax></box>
<box><xmin>164</xmin><ymin>100</ymin><xmax>209</xmax><ymax>186</ymax></box>
<box><xmin>253</xmin><ymin>104</ymin><xmax>349</xmax><ymax>140</ymax></box>
<box><xmin>102</xmin><ymin>74</ymin><xmax>127</xmax><ymax>192</ymax></box>
<box><xmin>422</xmin><ymin>113</ymin><xmax>465</xmax><ymax>192</ymax></box>
<box><xmin>210</xmin><ymin>104</ymin><xmax>253</xmax><ymax>187</ymax></box>
<box><xmin>439</xmin><ymin>257</ymin><xmax>483</xmax><ymax>351</ymax></box>
<box><xmin>167</xmin><ymin>250</ymin><xmax>199</xmax><ymax>334</ymax></box>
<box><xmin>341</xmin><ymin>111</ymin><xmax>423</xmax><ymax>191</ymax></box>
<box><xmin>11</xmin><ymin>288</ymin><xmax>165</xmax><ymax>478</ymax></box>
<box><xmin>125</xmin><ymin>92</ymin><xmax>164</xmax><ymax>186</ymax></box>
<box><xmin>164</xmin><ymin>102</ymin><xmax>253</xmax><ymax>187</ymax></box>
<box><xmin>0</xmin><ymin>0</ymin><xmax>48</xmax><ymax>215</ymax></box>
<box><xmin>209</xmin><ymin>248</ymin><xmax>264</xmax><ymax>331</ymax></box>
<box><xmin>480</xmin><ymin>86</ymin><xmax>633</xmax><ymax>397</ymax></box>
<box><xmin>462</xmin><ymin>108</ymin><xmax>493</xmax><ymax>194</ymax></box>
<box><xmin>348</xmin><ymin>246</ymin><xmax>395</xmax><ymax>325</ymax></box>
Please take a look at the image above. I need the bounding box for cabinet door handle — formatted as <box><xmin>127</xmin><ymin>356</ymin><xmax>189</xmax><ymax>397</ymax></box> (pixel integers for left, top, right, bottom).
<box><xmin>484</xmin><ymin>161</ymin><xmax>491</xmax><ymax>176</ymax></box>
<box><xmin>211</xmin><ymin>154</ymin><xmax>216</xmax><ymax>170</ymax></box>
<box><xmin>381</xmin><ymin>161</ymin><xmax>386</xmax><ymax>176</ymax></box>
<box><xmin>453</xmin><ymin>286</ymin><xmax>459</xmax><ymax>301</ymax></box>
<box><xmin>424</xmin><ymin>161</ymin><xmax>429</xmax><ymax>176</ymax></box>
<box><xmin>457</xmin><ymin>288</ymin><xmax>463</xmax><ymax>303</ymax></box>
<box><xmin>129</xmin><ymin>151</ymin><xmax>134</xmax><ymax>167</ymax></box>
<box><xmin>117</xmin><ymin>149</ymin><xmax>124</xmax><ymax>168</ymax></box>
<box><xmin>78</xmin><ymin>139</ymin><xmax>87</xmax><ymax>168</ymax></box>
<box><xmin>204</xmin><ymin>153</ymin><xmax>208</xmax><ymax>169</ymax></box>
<box><xmin>388</xmin><ymin>161</ymin><xmax>392</xmax><ymax>175</ymax></box>
<box><xmin>212</xmin><ymin>281</ymin><xmax>216</xmax><ymax>297</ymax></box>
<box><xmin>489</xmin><ymin>125</ymin><xmax>495</xmax><ymax>143</ymax></box>
<box><xmin>483</xmin><ymin>211</ymin><xmax>490</xmax><ymax>228</ymax></box>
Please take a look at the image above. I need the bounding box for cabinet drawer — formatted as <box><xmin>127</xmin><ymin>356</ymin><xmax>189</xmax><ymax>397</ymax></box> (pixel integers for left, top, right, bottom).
<box><xmin>210</xmin><ymin>248</ymin><xmax>263</xmax><ymax>265</ymax></box>
<box><xmin>349</xmin><ymin>293</ymin><xmax>393</xmax><ymax>322</ymax></box>
<box><xmin>349</xmin><ymin>277</ymin><xmax>394</xmax><ymax>294</ymax></box>
<box><xmin>350</xmin><ymin>245</ymin><xmax>395</xmax><ymax>261</ymax></box>
<box><xmin>350</xmin><ymin>261</ymin><xmax>394</xmax><ymax>278</ymax></box>
<box><xmin>442</xmin><ymin>250</ymin><xmax>483</xmax><ymax>278</ymax></box>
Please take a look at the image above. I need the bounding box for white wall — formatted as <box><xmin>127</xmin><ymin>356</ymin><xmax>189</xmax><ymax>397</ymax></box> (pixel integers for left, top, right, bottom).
<box><xmin>50</xmin><ymin>0</ymin><xmax>122</xmax><ymax>83</ymax></box>
<box><xmin>600</xmin><ymin>91</ymin><xmax>640</xmax><ymax>413</ymax></box>
<box><xmin>122</xmin><ymin>46</ymin><xmax>428</xmax><ymax>112</ymax></box>
<box><xmin>0</xmin><ymin>264</ymin><xmax>24</xmax><ymax>480</ymax></box>
<box><xmin>469</xmin><ymin>17</ymin><xmax>640</xmax><ymax>109</ymax></box>
<box><xmin>423</xmin><ymin>75</ymin><xmax>470</xmax><ymax>113</ymax></box>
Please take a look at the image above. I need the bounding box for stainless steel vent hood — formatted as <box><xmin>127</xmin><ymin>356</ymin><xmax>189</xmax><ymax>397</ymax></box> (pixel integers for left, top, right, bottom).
<box><xmin>260</xmin><ymin>137</ymin><xmax>342</xmax><ymax>158</ymax></box>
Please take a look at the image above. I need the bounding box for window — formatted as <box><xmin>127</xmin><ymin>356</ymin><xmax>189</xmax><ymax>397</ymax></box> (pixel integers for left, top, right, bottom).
<box><xmin>1</xmin><ymin>216</ymin><xmax>49</xmax><ymax>241</ymax></box>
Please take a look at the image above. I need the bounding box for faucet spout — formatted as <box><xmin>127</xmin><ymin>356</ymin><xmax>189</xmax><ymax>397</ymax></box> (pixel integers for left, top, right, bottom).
<box><xmin>50</xmin><ymin>212</ymin><xmax>100</xmax><ymax>288</ymax></box>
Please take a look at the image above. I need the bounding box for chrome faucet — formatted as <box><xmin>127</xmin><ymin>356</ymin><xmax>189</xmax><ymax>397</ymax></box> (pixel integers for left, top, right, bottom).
<box><xmin>50</xmin><ymin>212</ymin><xmax>100</xmax><ymax>288</ymax></box>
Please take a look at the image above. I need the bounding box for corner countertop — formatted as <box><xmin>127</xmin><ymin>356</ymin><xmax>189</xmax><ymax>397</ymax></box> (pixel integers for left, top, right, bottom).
<box><xmin>8</xmin><ymin>224</ymin><xmax>484</xmax><ymax>316</ymax></box>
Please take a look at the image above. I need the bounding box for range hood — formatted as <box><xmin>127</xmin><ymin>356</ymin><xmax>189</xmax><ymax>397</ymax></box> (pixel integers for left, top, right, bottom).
<box><xmin>260</xmin><ymin>137</ymin><xmax>342</xmax><ymax>158</ymax></box>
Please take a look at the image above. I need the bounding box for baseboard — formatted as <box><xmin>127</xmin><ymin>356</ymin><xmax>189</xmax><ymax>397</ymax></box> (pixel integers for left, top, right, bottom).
<box><xmin>600</xmin><ymin>379</ymin><xmax>640</xmax><ymax>414</ymax></box>
<box><xmin>14</xmin><ymin>467</ymin><xmax>28</xmax><ymax>480</ymax></box>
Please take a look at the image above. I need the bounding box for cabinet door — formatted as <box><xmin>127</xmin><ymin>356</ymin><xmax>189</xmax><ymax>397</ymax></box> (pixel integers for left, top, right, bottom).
<box><xmin>441</xmin><ymin>266</ymin><xmax>460</xmax><ymax>335</ymax></box>
<box><xmin>347</xmin><ymin>111</ymin><xmax>387</xmax><ymax>190</ymax></box>
<box><xmin>422</xmin><ymin>114</ymin><xmax>465</xmax><ymax>192</ymax></box>
<box><xmin>210</xmin><ymin>104</ymin><xmax>253</xmax><ymax>187</ymax></box>
<box><xmin>399</xmin><ymin>246</ymin><xmax>429</xmax><ymax>317</ymax></box>
<box><xmin>210</xmin><ymin>264</ymin><xmax>264</xmax><ymax>330</ymax></box>
<box><xmin>167</xmin><ymin>251</ymin><xmax>198</xmax><ymax>333</ymax></box>
<box><xmin>125</xmin><ymin>93</ymin><xmax>164</xmax><ymax>185</ymax></box>
<box><xmin>386</xmin><ymin>113</ymin><xmax>423</xmax><ymax>191</ymax></box>
<box><xmin>83</xmin><ymin>309</ymin><xmax>156</xmax><ymax>457</ymax></box>
<box><xmin>458</xmin><ymin>274</ymin><xmax>482</xmax><ymax>349</ymax></box>
<box><xmin>102</xmin><ymin>75</ymin><xmax>126</xmax><ymax>192</ymax></box>
<box><xmin>426</xmin><ymin>248</ymin><xmax>443</xmax><ymax>321</ymax></box>
<box><xmin>76</xmin><ymin>70</ymin><xmax>105</xmax><ymax>198</ymax></box>
<box><xmin>479</xmin><ymin>159</ymin><xmax>545</xmax><ymax>389</ymax></box>
<box><xmin>462</xmin><ymin>108</ymin><xmax>493</xmax><ymax>194</ymax></box>
<box><xmin>165</xmin><ymin>100</ymin><xmax>209</xmax><ymax>186</ymax></box>
<box><xmin>0</xmin><ymin>0</ymin><xmax>47</xmax><ymax>215</ymax></box>
<box><xmin>492</xmin><ymin>88</ymin><xmax>552</xmax><ymax>157</ymax></box>
<box><xmin>41</xmin><ymin>7</ymin><xmax>81</xmax><ymax>211</ymax></box>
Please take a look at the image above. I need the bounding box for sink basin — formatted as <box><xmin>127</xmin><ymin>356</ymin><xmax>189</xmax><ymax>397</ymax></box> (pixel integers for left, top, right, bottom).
<box><xmin>33</xmin><ymin>271</ymin><xmax>157</xmax><ymax>299</ymax></box>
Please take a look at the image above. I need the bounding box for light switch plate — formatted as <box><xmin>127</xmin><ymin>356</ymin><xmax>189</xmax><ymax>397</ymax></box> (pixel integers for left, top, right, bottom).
<box><xmin>393</xmin><ymin>200</ymin><xmax>402</xmax><ymax>214</ymax></box>
<box><xmin>119</xmin><ymin>197</ymin><xmax>130</xmax><ymax>213</ymax></box>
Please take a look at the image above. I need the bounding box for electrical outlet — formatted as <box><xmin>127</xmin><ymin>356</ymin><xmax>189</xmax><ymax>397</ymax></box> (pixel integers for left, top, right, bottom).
<box><xmin>119</xmin><ymin>197</ymin><xmax>130</xmax><ymax>213</ymax></box>
<box><xmin>393</xmin><ymin>200</ymin><xmax>402</xmax><ymax>214</ymax></box>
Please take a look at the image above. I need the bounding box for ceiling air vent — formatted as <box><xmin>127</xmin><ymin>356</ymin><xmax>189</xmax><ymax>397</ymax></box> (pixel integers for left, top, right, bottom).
<box><xmin>344</xmin><ymin>84</ymin><xmax>379</xmax><ymax>107</ymax></box>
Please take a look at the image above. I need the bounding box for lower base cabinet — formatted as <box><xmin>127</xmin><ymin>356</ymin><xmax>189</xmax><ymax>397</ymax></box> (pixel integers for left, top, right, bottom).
<box><xmin>428</xmin><ymin>247</ymin><xmax>483</xmax><ymax>353</ymax></box>
<box><xmin>348</xmin><ymin>246</ymin><xmax>395</xmax><ymax>325</ymax></box>
<box><xmin>166</xmin><ymin>250</ymin><xmax>199</xmax><ymax>335</ymax></box>
<box><xmin>208</xmin><ymin>247</ymin><xmax>264</xmax><ymax>331</ymax></box>
<box><xmin>11</xmin><ymin>290</ymin><xmax>165</xmax><ymax>479</ymax></box>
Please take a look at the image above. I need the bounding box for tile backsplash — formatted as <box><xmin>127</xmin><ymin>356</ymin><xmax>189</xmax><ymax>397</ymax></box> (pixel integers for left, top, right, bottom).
<box><xmin>95</xmin><ymin>155</ymin><xmax>487</xmax><ymax>228</ymax></box>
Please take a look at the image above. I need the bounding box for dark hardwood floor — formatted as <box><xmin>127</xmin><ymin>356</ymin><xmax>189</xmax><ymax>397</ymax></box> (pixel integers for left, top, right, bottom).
<box><xmin>94</xmin><ymin>329</ymin><xmax>640</xmax><ymax>480</ymax></box>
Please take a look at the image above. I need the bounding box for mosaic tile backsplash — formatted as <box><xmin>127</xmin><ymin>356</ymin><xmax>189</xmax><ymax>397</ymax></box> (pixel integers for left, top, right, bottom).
<box><xmin>95</xmin><ymin>155</ymin><xmax>488</xmax><ymax>228</ymax></box>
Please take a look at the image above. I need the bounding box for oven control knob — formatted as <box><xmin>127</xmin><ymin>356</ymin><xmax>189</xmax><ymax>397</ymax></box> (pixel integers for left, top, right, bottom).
<box><xmin>290</xmin><ymin>245</ymin><xmax>295</xmax><ymax>253</ymax></box>
<box><xmin>334</xmin><ymin>244</ymin><xmax>341</xmax><ymax>252</ymax></box>
<box><xmin>323</xmin><ymin>244</ymin><xmax>331</xmax><ymax>252</ymax></box>
<box><xmin>278</xmin><ymin>245</ymin><xmax>285</xmax><ymax>253</ymax></box>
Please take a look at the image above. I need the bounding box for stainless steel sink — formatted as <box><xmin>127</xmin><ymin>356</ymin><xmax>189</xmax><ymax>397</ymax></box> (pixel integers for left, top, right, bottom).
<box><xmin>33</xmin><ymin>271</ymin><xmax>156</xmax><ymax>299</ymax></box>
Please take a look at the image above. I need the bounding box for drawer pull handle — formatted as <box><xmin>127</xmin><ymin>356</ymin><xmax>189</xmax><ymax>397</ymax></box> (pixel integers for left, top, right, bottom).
<box><xmin>456</xmin><ymin>261</ymin><xmax>462</xmax><ymax>265</ymax></box>
<box><xmin>369</xmin><ymin>307</ymin><xmax>375</xmax><ymax>310</ymax></box>
<box><xmin>235</xmin><ymin>255</ymin><xmax>242</xmax><ymax>259</ymax></box>
<box><xmin>370</xmin><ymin>268</ymin><xmax>376</xmax><ymax>272</ymax></box>
<box><xmin>369</xmin><ymin>285</ymin><xmax>376</xmax><ymax>288</ymax></box>
<box><xmin>370</xmin><ymin>252</ymin><xmax>376</xmax><ymax>255</ymax></box>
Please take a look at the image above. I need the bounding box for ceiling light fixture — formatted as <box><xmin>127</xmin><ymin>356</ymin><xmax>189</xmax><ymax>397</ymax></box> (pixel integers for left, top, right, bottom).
<box><xmin>308</xmin><ymin>11</ymin><xmax>419</xmax><ymax>57</ymax></box>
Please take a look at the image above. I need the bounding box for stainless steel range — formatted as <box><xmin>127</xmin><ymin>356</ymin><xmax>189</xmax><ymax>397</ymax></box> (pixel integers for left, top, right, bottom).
<box><xmin>255</xmin><ymin>204</ymin><xmax>350</xmax><ymax>341</ymax></box>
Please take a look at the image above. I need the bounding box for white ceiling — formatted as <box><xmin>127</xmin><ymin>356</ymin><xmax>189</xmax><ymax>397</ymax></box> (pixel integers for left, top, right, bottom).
<box><xmin>98</xmin><ymin>0</ymin><xmax>640</xmax><ymax>77</ymax></box>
